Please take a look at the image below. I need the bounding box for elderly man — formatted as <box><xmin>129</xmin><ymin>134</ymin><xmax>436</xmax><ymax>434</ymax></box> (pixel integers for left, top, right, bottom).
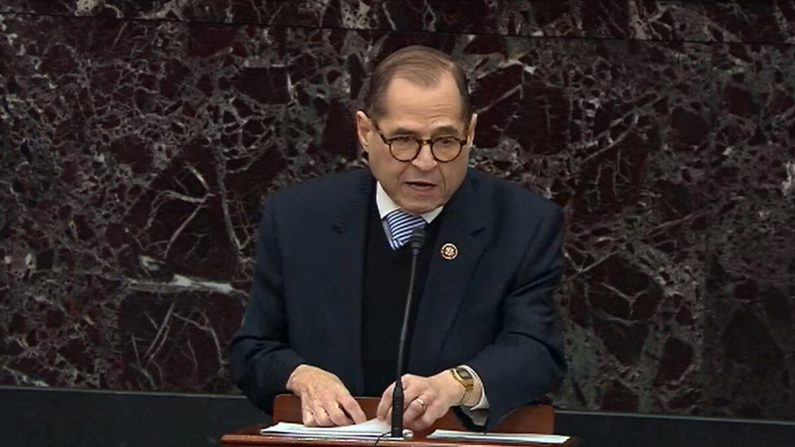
<box><xmin>230</xmin><ymin>45</ymin><xmax>566</xmax><ymax>431</ymax></box>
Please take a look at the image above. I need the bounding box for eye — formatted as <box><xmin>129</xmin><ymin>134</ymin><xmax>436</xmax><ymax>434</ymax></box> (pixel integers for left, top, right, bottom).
<box><xmin>434</xmin><ymin>136</ymin><xmax>460</xmax><ymax>146</ymax></box>
<box><xmin>389</xmin><ymin>136</ymin><xmax>416</xmax><ymax>143</ymax></box>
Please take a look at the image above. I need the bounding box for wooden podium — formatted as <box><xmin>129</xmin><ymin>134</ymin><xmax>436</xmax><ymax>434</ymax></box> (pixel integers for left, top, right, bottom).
<box><xmin>221</xmin><ymin>395</ymin><xmax>580</xmax><ymax>446</ymax></box>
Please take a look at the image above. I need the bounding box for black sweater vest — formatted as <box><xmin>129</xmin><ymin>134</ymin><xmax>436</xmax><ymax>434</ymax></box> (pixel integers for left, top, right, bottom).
<box><xmin>361</xmin><ymin>198</ymin><xmax>441</xmax><ymax>396</ymax></box>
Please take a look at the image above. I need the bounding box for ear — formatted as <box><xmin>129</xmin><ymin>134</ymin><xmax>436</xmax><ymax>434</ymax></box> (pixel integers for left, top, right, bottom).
<box><xmin>355</xmin><ymin>111</ymin><xmax>373</xmax><ymax>153</ymax></box>
<box><xmin>466</xmin><ymin>113</ymin><xmax>478</xmax><ymax>146</ymax></box>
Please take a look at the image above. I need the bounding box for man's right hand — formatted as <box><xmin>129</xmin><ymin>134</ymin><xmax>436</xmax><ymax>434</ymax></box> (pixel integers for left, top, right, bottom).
<box><xmin>286</xmin><ymin>364</ymin><xmax>367</xmax><ymax>427</ymax></box>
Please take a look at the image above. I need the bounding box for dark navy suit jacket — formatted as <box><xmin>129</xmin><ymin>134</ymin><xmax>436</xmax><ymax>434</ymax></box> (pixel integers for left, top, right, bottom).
<box><xmin>230</xmin><ymin>168</ymin><xmax>566</xmax><ymax>429</ymax></box>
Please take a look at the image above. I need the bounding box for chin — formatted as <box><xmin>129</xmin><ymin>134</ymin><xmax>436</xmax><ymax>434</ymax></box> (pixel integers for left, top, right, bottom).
<box><xmin>396</xmin><ymin>192</ymin><xmax>446</xmax><ymax>215</ymax></box>
<box><xmin>402</xmin><ymin>202</ymin><xmax>439</xmax><ymax>215</ymax></box>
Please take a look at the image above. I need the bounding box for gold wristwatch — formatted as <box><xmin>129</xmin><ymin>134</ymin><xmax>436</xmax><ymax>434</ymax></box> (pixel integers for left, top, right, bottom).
<box><xmin>449</xmin><ymin>366</ymin><xmax>476</xmax><ymax>406</ymax></box>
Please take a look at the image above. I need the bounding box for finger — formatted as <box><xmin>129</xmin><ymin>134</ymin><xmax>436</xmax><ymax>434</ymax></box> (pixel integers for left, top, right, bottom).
<box><xmin>301</xmin><ymin>395</ymin><xmax>315</xmax><ymax>426</ymax></box>
<box><xmin>326</xmin><ymin>402</ymin><xmax>354</xmax><ymax>426</ymax></box>
<box><xmin>407</xmin><ymin>416</ymin><xmax>434</xmax><ymax>432</ymax></box>
<box><xmin>419</xmin><ymin>411</ymin><xmax>439</xmax><ymax>431</ymax></box>
<box><xmin>312</xmin><ymin>405</ymin><xmax>333</xmax><ymax>427</ymax></box>
<box><xmin>399</xmin><ymin>381</ymin><xmax>428</xmax><ymax>419</ymax></box>
<box><xmin>415</xmin><ymin>401</ymin><xmax>446</xmax><ymax>431</ymax></box>
<box><xmin>401</xmin><ymin>386</ymin><xmax>423</xmax><ymax>409</ymax></box>
<box><xmin>339</xmin><ymin>395</ymin><xmax>367</xmax><ymax>424</ymax></box>
<box><xmin>303</xmin><ymin>409</ymin><xmax>317</xmax><ymax>427</ymax></box>
<box><xmin>406</xmin><ymin>408</ymin><xmax>435</xmax><ymax>431</ymax></box>
<box><xmin>399</xmin><ymin>374</ymin><xmax>418</xmax><ymax>395</ymax></box>
<box><xmin>401</xmin><ymin>400</ymin><xmax>423</xmax><ymax>426</ymax></box>
<box><xmin>376</xmin><ymin>384</ymin><xmax>395</xmax><ymax>420</ymax></box>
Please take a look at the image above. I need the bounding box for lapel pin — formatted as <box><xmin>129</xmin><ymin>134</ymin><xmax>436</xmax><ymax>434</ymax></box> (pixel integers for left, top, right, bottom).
<box><xmin>440</xmin><ymin>243</ymin><xmax>458</xmax><ymax>260</ymax></box>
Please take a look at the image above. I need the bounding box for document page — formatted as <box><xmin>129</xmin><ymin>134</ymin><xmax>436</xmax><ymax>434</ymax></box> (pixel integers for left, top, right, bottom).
<box><xmin>428</xmin><ymin>429</ymin><xmax>570</xmax><ymax>444</ymax></box>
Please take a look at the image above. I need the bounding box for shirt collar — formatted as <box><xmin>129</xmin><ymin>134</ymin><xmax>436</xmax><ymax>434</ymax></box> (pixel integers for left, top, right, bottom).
<box><xmin>376</xmin><ymin>182</ymin><xmax>443</xmax><ymax>223</ymax></box>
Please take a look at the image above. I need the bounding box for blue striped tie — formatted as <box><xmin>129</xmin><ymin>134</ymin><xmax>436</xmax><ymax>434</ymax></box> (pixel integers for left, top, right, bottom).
<box><xmin>384</xmin><ymin>209</ymin><xmax>427</xmax><ymax>250</ymax></box>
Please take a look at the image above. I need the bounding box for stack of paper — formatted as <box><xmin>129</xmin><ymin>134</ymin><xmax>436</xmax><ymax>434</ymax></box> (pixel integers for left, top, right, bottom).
<box><xmin>428</xmin><ymin>429</ymin><xmax>570</xmax><ymax>444</ymax></box>
<box><xmin>261</xmin><ymin>418</ymin><xmax>412</xmax><ymax>440</ymax></box>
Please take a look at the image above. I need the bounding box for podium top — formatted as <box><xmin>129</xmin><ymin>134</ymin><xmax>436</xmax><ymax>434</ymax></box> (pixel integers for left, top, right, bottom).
<box><xmin>221</xmin><ymin>396</ymin><xmax>580</xmax><ymax>447</ymax></box>
<box><xmin>223</xmin><ymin>430</ymin><xmax>579</xmax><ymax>447</ymax></box>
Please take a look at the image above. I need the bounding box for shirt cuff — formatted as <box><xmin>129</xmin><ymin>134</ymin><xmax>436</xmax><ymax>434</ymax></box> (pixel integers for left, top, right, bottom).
<box><xmin>457</xmin><ymin>365</ymin><xmax>489</xmax><ymax>426</ymax></box>
<box><xmin>459</xmin><ymin>365</ymin><xmax>489</xmax><ymax>409</ymax></box>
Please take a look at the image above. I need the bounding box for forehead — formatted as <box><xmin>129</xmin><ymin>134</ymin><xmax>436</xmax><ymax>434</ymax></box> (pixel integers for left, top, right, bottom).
<box><xmin>378</xmin><ymin>74</ymin><xmax>465</xmax><ymax>131</ymax></box>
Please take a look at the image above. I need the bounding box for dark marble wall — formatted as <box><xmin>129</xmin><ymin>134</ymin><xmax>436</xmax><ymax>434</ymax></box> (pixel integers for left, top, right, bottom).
<box><xmin>1</xmin><ymin>0</ymin><xmax>793</xmax><ymax>422</ymax></box>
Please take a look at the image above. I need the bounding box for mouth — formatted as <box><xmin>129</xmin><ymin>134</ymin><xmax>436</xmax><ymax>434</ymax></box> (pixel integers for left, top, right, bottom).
<box><xmin>405</xmin><ymin>180</ymin><xmax>437</xmax><ymax>191</ymax></box>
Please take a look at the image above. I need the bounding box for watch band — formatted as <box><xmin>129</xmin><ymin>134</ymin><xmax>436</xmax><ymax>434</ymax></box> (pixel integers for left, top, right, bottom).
<box><xmin>449</xmin><ymin>366</ymin><xmax>475</xmax><ymax>405</ymax></box>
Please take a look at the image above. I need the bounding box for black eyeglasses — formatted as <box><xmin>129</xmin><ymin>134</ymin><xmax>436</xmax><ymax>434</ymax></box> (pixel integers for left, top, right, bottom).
<box><xmin>372</xmin><ymin>122</ymin><xmax>468</xmax><ymax>163</ymax></box>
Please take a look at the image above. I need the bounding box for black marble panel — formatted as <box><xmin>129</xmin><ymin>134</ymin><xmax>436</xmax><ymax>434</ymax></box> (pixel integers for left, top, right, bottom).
<box><xmin>544</xmin><ymin>39</ymin><xmax>715</xmax><ymax>416</ymax></box>
<box><xmin>2</xmin><ymin>1</ymin><xmax>795</xmax><ymax>44</ymax></box>
<box><xmin>644</xmin><ymin>0</ymin><xmax>795</xmax><ymax>44</ymax></box>
<box><xmin>701</xmin><ymin>43</ymin><xmax>795</xmax><ymax>420</ymax></box>
<box><xmin>0</xmin><ymin>13</ymin><xmax>366</xmax><ymax>393</ymax></box>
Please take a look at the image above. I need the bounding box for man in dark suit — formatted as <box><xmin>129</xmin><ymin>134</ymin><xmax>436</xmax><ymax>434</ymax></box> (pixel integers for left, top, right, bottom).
<box><xmin>230</xmin><ymin>46</ymin><xmax>566</xmax><ymax>431</ymax></box>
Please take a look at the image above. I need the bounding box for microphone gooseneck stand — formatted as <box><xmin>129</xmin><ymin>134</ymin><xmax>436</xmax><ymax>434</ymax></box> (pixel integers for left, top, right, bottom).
<box><xmin>390</xmin><ymin>227</ymin><xmax>427</xmax><ymax>438</ymax></box>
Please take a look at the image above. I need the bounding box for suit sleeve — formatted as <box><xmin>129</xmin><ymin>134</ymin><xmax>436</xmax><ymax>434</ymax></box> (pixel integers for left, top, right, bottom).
<box><xmin>229</xmin><ymin>197</ymin><xmax>305</xmax><ymax>413</ymax></box>
<box><xmin>466</xmin><ymin>206</ymin><xmax>567</xmax><ymax>430</ymax></box>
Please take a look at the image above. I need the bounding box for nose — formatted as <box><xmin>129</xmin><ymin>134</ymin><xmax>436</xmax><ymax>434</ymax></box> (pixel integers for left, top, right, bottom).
<box><xmin>411</xmin><ymin>142</ymin><xmax>438</xmax><ymax>171</ymax></box>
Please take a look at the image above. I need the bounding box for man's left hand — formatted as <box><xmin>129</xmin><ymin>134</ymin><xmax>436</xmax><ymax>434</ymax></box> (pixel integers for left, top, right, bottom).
<box><xmin>376</xmin><ymin>372</ymin><xmax>464</xmax><ymax>431</ymax></box>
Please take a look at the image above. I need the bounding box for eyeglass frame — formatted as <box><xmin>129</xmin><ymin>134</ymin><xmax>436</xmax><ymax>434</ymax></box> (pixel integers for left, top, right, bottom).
<box><xmin>369</xmin><ymin>119</ymin><xmax>470</xmax><ymax>163</ymax></box>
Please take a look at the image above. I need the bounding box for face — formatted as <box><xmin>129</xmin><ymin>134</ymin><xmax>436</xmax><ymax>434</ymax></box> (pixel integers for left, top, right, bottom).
<box><xmin>356</xmin><ymin>74</ymin><xmax>477</xmax><ymax>215</ymax></box>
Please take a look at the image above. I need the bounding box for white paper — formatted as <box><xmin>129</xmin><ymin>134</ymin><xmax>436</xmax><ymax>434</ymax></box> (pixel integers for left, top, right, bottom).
<box><xmin>260</xmin><ymin>418</ymin><xmax>412</xmax><ymax>439</ymax></box>
<box><xmin>428</xmin><ymin>429</ymin><xmax>570</xmax><ymax>444</ymax></box>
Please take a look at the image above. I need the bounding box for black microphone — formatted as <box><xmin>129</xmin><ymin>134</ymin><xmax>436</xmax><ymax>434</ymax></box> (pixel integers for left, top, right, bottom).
<box><xmin>390</xmin><ymin>226</ymin><xmax>427</xmax><ymax>438</ymax></box>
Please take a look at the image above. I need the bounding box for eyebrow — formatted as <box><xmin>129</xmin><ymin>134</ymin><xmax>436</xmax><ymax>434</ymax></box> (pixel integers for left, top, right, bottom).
<box><xmin>390</xmin><ymin>125</ymin><xmax>463</xmax><ymax>136</ymax></box>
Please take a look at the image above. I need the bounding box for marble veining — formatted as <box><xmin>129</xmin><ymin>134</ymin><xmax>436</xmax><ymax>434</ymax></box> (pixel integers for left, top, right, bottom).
<box><xmin>2</xmin><ymin>1</ymin><xmax>794</xmax><ymax>44</ymax></box>
<box><xmin>1</xmin><ymin>1</ymin><xmax>794</xmax><ymax>422</ymax></box>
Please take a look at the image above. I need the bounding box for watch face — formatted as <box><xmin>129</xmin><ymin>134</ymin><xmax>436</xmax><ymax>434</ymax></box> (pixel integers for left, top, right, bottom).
<box><xmin>456</xmin><ymin>367</ymin><xmax>473</xmax><ymax>381</ymax></box>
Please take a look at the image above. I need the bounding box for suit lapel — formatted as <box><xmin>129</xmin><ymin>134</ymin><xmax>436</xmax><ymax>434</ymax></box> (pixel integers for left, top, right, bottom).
<box><xmin>409</xmin><ymin>171</ymin><xmax>487</xmax><ymax>374</ymax></box>
<box><xmin>329</xmin><ymin>169</ymin><xmax>373</xmax><ymax>394</ymax></box>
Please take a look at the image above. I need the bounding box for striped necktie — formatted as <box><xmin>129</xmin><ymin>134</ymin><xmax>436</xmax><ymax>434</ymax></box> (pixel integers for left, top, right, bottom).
<box><xmin>384</xmin><ymin>209</ymin><xmax>427</xmax><ymax>250</ymax></box>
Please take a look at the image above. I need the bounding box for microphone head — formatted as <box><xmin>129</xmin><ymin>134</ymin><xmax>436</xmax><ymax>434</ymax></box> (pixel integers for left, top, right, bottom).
<box><xmin>408</xmin><ymin>227</ymin><xmax>427</xmax><ymax>252</ymax></box>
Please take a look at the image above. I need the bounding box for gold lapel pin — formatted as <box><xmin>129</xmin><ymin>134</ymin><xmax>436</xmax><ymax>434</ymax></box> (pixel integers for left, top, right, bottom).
<box><xmin>440</xmin><ymin>243</ymin><xmax>458</xmax><ymax>260</ymax></box>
